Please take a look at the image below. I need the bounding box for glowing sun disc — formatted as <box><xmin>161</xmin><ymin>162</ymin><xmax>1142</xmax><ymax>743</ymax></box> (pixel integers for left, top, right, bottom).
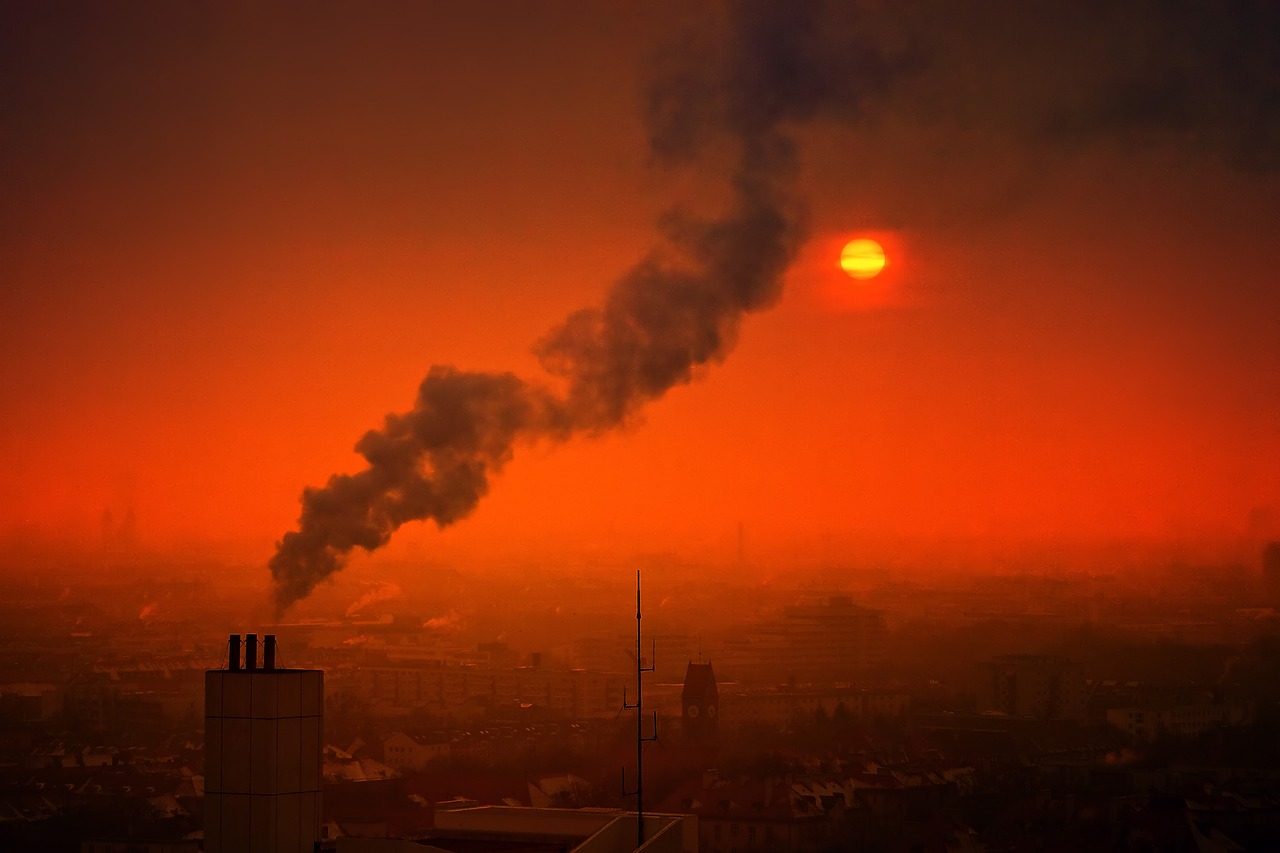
<box><xmin>840</xmin><ymin>238</ymin><xmax>886</xmax><ymax>279</ymax></box>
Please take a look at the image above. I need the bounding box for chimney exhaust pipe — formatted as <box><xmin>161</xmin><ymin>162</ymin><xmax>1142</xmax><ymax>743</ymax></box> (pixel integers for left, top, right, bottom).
<box><xmin>228</xmin><ymin>634</ymin><xmax>241</xmax><ymax>671</ymax></box>
<box><xmin>245</xmin><ymin>633</ymin><xmax>258</xmax><ymax>671</ymax></box>
<box><xmin>264</xmin><ymin>634</ymin><xmax>276</xmax><ymax>671</ymax></box>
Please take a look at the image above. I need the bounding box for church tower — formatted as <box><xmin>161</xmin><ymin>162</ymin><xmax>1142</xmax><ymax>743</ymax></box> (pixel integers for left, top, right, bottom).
<box><xmin>681</xmin><ymin>661</ymin><xmax>719</xmax><ymax>743</ymax></box>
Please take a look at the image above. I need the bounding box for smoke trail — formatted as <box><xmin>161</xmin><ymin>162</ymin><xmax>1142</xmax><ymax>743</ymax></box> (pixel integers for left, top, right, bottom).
<box><xmin>271</xmin><ymin>369</ymin><xmax>559</xmax><ymax>609</ymax></box>
<box><xmin>270</xmin><ymin>1</ymin><xmax>895</xmax><ymax>610</ymax></box>
<box><xmin>344</xmin><ymin>580</ymin><xmax>403</xmax><ymax>618</ymax></box>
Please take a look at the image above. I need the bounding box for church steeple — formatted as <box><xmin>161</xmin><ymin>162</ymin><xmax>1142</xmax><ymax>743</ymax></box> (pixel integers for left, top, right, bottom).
<box><xmin>681</xmin><ymin>660</ymin><xmax>719</xmax><ymax>743</ymax></box>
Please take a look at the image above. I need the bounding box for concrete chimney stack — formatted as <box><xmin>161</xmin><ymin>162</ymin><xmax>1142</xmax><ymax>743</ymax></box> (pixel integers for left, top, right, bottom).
<box><xmin>206</xmin><ymin>631</ymin><xmax>323</xmax><ymax>853</ymax></box>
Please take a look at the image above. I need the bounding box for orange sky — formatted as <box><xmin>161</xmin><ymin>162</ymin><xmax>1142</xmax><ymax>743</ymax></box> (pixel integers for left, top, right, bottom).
<box><xmin>2</xmin><ymin>2</ymin><xmax>1277</xmax><ymax>586</ymax></box>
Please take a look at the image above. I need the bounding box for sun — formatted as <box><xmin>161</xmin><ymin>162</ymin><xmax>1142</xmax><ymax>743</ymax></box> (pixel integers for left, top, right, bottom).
<box><xmin>840</xmin><ymin>238</ymin><xmax>886</xmax><ymax>279</ymax></box>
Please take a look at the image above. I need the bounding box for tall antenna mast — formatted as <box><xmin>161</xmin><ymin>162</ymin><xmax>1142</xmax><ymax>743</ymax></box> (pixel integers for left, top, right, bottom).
<box><xmin>621</xmin><ymin>569</ymin><xmax>657</xmax><ymax>847</ymax></box>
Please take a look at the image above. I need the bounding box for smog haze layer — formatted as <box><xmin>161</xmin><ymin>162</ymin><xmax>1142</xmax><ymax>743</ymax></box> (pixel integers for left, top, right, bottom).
<box><xmin>2</xmin><ymin>1</ymin><xmax>1277</xmax><ymax>591</ymax></box>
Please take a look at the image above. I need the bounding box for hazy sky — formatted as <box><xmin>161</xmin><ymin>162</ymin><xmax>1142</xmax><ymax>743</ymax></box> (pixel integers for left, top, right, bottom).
<box><xmin>3</xmin><ymin>1</ymin><xmax>1277</xmax><ymax>583</ymax></box>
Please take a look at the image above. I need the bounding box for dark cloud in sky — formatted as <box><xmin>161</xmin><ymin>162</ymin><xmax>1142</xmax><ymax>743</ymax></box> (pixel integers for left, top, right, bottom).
<box><xmin>1040</xmin><ymin>1</ymin><xmax>1279</xmax><ymax>171</ymax></box>
<box><xmin>645</xmin><ymin>0</ymin><xmax>914</xmax><ymax>162</ymax></box>
<box><xmin>887</xmin><ymin>1</ymin><xmax>1279</xmax><ymax>171</ymax></box>
<box><xmin>639</xmin><ymin>1</ymin><xmax>1278</xmax><ymax>243</ymax></box>
<box><xmin>646</xmin><ymin>0</ymin><xmax>1278</xmax><ymax>171</ymax></box>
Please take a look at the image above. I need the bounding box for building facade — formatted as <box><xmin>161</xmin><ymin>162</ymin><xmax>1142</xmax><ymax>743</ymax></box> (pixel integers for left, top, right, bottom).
<box><xmin>720</xmin><ymin>596</ymin><xmax>886</xmax><ymax>685</ymax></box>
<box><xmin>205</xmin><ymin>633</ymin><xmax>324</xmax><ymax>853</ymax></box>
<box><xmin>382</xmin><ymin>731</ymin><xmax>450</xmax><ymax>772</ymax></box>
<box><xmin>980</xmin><ymin>654</ymin><xmax>1085</xmax><ymax>721</ymax></box>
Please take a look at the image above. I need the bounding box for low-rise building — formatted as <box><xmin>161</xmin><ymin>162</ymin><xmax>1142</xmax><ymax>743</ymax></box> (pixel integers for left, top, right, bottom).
<box><xmin>381</xmin><ymin>732</ymin><xmax>449</xmax><ymax>772</ymax></box>
<box><xmin>658</xmin><ymin>775</ymin><xmax>831</xmax><ymax>853</ymax></box>
<box><xmin>717</xmin><ymin>687</ymin><xmax>910</xmax><ymax>732</ymax></box>
<box><xmin>1106</xmin><ymin>699</ymin><xmax>1252</xmax><ymax>740</ymax></box>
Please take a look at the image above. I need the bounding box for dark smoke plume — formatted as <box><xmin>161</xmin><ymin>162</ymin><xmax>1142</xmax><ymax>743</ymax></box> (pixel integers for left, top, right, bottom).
<box><xmin>268</xmin><ymin>160</ymin><xmax>801</xmax><ymax>609</ymax></box>
<box><xmin>270</xmin><ymin>1</ymin><xmax>898</xmax><ymax>610</ymax></box>
<box><xmin>276</xmin><ymin>0</ymin><xmax>1277</xmax><ymax>607</ymax></box>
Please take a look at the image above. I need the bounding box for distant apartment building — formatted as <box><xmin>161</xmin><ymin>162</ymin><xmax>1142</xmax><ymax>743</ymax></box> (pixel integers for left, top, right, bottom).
<box><xmin>571</xmin><ymin>636</ymin><xmax>628</xmax><ymax>673</ymax></box>
<box><xmin>573</xmin><ymin>632</ymin><xmax>702</xmax><ymax>683</ymax></box>
<box><xmin>721</xmin><ymin>596</ymin><xmax>886</xmax><ymax>685</ymax></box>
<box><xmin>358</xmin><ymin>662</ymin><xmax>625</xmax><ymax>719</ymax></box>
<box><xmin>980</xmin><ymin>654</ymin><xmax>1085</xmax><ymax>721</ymax></box>
<box><xmin>1107</xmin><ymin>698</ymin><xmax>1252</xmax><ymax>740</ymax></box>
<box><xmin>0</xmin><ymin>682</ymin><xmax>61</xmax><ymax>722</ymax></box>
<box><xmin>718</xmin><ymin>687</ymin><xmax>910</xmax><ymax>732</ymax></box>
<box><xmin>64</xmin><ymin>665</ymin><xmax>203</xmax><ymax>731</ymax></box>
<box><xmin>1264</xmin><ymin>540</ymin><xmax>1280</xmax><ymax>604</ymax></box>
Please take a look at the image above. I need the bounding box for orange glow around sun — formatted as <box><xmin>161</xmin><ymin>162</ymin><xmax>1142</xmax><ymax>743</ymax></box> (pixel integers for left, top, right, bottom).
<box><xmin>840</xmin><ymin>238</ymin><xmax>886</xmax><ymax>279</ymax></box>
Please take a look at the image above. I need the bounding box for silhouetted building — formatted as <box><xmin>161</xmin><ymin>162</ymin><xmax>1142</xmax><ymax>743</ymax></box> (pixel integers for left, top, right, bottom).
<box><xmin>657</xmin><ymin>772</ymin><xmax>837</xmax><ymax>853</ymax></box>
<box><xmin>381</xmin><ymin>731</ymin><xmax>450</xmax><ymax>772</ymax></box>
<box><xmin>357</xmin><ymin>660</ymin><xmax>624</xmax><ymax>719</ymax></box>
<box><xmin>722</xmin><ymin>596</ymin><xmax>885</xmax><ymax>684</ymax></box>
<box><xmin>1264</xmin><ymin>540</ymin><xmax>1280</xmax><ymax>604</ymax></box>
<box><xmin>1106</xmin><ymin>694</ymin><xmax>1252</xmax><ymax>740</ymax></box>
<box><xmin>205</xmin><ymin>633</ymin><xmax>323</xmax><ymax>853</ymax></box>
<box><xmin>681</xmin><ymin>661</ymin><xmax>719</xmax><ymax>743</ymax></box>
<box><xmin>980</xmin><ymin>654</ymin><xmax>1084</xmax><ymax>720</ymax></box>
<box><xmin>717</xmin><ymin>685</ymin><xmax>909</xmax><ymax>731</ymax></box>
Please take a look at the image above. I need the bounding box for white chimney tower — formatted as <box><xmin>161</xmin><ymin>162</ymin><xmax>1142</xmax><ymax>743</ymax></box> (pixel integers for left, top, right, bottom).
<box><xmin>205</xmin><ymin>633</ymin><xmax>324</xmax><ymax>853</ymax></box>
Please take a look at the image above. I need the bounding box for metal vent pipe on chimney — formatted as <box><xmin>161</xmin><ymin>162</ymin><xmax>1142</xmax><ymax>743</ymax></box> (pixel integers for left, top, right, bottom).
<box><xmin>264</xmin><ymin>634</ymin><xmax>276</xmax><ymax>671</ymax></box>
<box><xmin>228</xmin><ymin>634</ymin><xmax>241</xmax><ymax>671</ymax></box>
<box><xmin>245</xmin><ymin>633</ymin><xmax>258</xmax><ymax>671</ymax></box>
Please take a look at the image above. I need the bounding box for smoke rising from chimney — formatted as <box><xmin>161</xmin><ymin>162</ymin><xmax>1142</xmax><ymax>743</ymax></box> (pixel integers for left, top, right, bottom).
<box><xmin>345</xmin><ymin>581</ymin><xmax>403</xmax><ymax>618</ymax></box>
<box><xmin>270</xmin><ymin>2</ymin><xmax>893</xmax><ymax>610</ymax></box>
